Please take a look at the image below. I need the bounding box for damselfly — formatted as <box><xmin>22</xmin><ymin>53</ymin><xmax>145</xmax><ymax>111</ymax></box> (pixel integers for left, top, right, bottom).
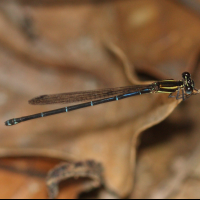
<box><xmin>5</xmin><ymin>72</ymin><xmax>199</xmax><ymax>126</ymax></box>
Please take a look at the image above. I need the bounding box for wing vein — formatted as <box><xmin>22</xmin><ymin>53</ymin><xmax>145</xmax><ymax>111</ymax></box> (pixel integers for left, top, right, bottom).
<box><xmin>29</xmin><ymin>85</ymin><xmax>152</xmax><ymax>105</ymax></box>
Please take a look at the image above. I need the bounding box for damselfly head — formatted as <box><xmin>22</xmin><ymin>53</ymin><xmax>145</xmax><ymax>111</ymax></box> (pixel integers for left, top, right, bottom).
<box><xmin>182</xmin><ymin>72</ymin><xmax>194</xmax><ymax>95</ymax></box>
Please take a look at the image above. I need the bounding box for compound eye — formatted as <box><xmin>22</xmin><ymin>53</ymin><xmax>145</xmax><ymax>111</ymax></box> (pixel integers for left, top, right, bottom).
<box><xmin>185</xmin><ymin>86</ymin><xmax>193</xmax><ymax>95</ymax></box>
<box><xmin>182</xmin><ymin>72</ymin><xmax>191</xmax><ymax>79</ymax></box>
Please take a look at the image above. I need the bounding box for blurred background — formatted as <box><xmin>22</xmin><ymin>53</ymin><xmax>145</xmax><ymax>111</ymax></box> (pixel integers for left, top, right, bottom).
<box><xmin>1</xmin><ymin>0</ymin><xmax>200</xmax><ymax>198</ymax></box>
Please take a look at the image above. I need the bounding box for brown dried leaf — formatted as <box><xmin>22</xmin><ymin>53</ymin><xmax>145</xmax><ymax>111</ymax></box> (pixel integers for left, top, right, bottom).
<box><xmin>0</xmin><ymin>42</ymin><xmax>181</xmax><ymax>197</ymax></box>
<box><xmin>46</xmin><ymin>160</ymin><xmax>104</xmax><ymax>199</ymax></box>
<box><xmin>1</xmin><ymin>0</ymin><xmax>199</xmax><ymax>198</ymax></box>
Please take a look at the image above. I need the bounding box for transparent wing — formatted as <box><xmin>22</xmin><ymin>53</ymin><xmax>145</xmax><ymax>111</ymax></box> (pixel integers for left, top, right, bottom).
<box><xmin>29</xmin><ymin>85</ymin><xmax>152</xmax><ymax>105</ymax></box>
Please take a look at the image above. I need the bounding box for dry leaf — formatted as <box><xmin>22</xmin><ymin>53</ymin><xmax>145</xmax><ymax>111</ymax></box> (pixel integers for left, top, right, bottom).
<box><xmin>47</xmin><ymin>160</ymin><xmax>103</xmax><ymax>199</ymax></box>
<box><xmin>0</xmin><ymin>0</ymin><xmax>200</xmax><ymax>199</ymax></box>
